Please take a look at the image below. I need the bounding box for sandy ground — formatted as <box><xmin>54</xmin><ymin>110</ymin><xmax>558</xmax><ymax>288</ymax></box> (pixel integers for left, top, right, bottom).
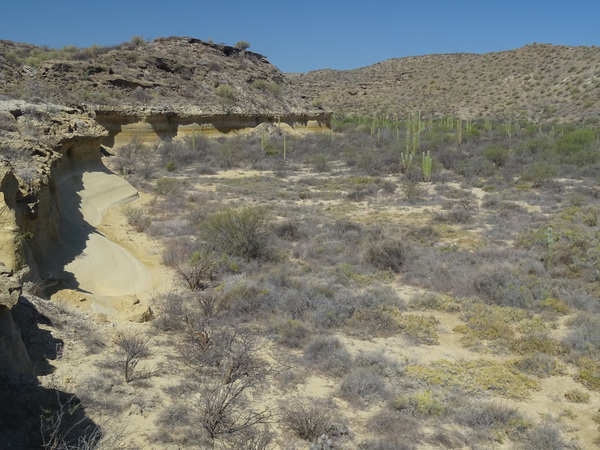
<box><xmin>49</xmin><ymin>162</ymin><xmax>169</xmax><ymax>316</ymax></box>
<box><xmin>37</xmin><ymin>165</ymin><xmax>600</xmax><ymax>449</ymax></box>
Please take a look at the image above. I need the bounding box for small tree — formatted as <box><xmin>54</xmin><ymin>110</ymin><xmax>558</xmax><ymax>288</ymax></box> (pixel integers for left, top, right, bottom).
<box><xmin>234</xmin><ymin>40</ymin><xmax>250</xmax><ymax>51</ymax></box>
<box><xmin>114</xmin><ymin>332</ymin><xmax>151</xmax><ymax>383</ymax></box>
<box><xmin>174</xmin><ymin>249</ymin><xmax>217</xmax><ymax>291</ymax></box>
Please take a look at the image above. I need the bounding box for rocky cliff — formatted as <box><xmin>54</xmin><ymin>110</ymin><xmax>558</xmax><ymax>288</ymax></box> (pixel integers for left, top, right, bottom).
<box><xmin>0</xmin><ymin>36</ymin><xmax>330</xmax><ymax>376</ymax></box>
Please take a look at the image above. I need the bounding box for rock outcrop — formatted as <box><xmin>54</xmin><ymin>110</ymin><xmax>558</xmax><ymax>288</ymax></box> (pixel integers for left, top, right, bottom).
<box><xmin>0</xmin><ymin>36</ymin><xmax>331</xmax><ymax>375</ymax></box>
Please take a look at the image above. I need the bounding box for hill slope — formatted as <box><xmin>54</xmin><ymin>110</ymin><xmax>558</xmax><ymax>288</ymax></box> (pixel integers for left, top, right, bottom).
<box><xmin>0</xmin><ymin>36</ymin><xmax>317</xmax><ymax>116</ymax></box>
<box><xmin>289</xmin><ymin>43</ymin><xmax>600</xmax><ymax>122</ymax></box>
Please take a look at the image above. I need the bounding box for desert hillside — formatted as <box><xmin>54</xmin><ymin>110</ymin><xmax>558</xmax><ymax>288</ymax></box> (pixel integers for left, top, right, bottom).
<box><xmin>289</xmin><ymin>43</ymin><xmax>600</xmax><ymax>122</ymax></box>
<box><xmin>0</xmin><ymin>36</ymin><xmax>317</xmax><ymax>115</ymax></box>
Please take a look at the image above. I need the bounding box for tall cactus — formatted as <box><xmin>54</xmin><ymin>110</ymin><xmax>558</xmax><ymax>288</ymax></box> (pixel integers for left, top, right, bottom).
<box><xmin>456</xmin><ymin>119</ymin><xmax>463</xmax><ymax>146</ymax></box>
<box><xmin>422</xmin><ymin>151</ymin><xmax>433</xmax><ymax>182</ymax></box>
<box><xmin>401</xmin><ymin>152</ymin><xmax>414</xmax><ymax>173</ymax></box>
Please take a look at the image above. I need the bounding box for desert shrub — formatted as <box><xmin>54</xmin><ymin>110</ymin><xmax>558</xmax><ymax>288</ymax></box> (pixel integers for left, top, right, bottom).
<box><xmin>521</xmin><ymin>422</ymin><xmax>573</xmax><ymax>450</ymax></box>
<box><xmin>515</xmin><ymin>352</ymin><xmax>562</xmax><ymax>378</ymax></box>
<box><xmin>121</xmin><ymin>205</ymin><xmax>151</xmax><ymax>232</ymax></box>
<box><xmin>393</xmin><ymin>390</ymin><xmax>446</xmax><ymax>417</ymax></box>
<box><xmin>433</xmin><ymin>208</ymin><xmax>473</xmax><ymax>224</ymax></box>
<box><xmin>472</xmin><ymin>264</ymin><xmax>546</xmax><ymax>309</ymax></box>
<box><xmin>338</xmin><ymin>368</ymin><xmax>388</xmax><ymax>406</ymax></box>
<box><xmin>405</xmin><ymin>359</ymin><xmax>540</xmax><ymax>400</ymax></box>
<box><xmin>519</xmin><ymin>161</ymin><xmax>559</xmax><ymax>187</ymax></box>
<box><xmin>402</xmin><ymin>182</ymin><xmax>424</xmax><ymax>203</ymax></box>
<box><xmin>399</xmin><ymin>314</ymin><xmax>440</xmax><ymax>345</ymax></box>
<box><xmin>173</xmin><ymin>249</ymin><xmax>217</xmax><ymax>291</ymax></box>
<box><xmin>200</xmin><ymin>206</ymin><xmax>272</xmax><ymax>261</ymax></box>
<box><xmin>270</xmin><ymin>317</ymin><xmax>311</xmax><ymax>348</ymax></box>
<box><xmin>455</xmin><ymin>401</ymin><xmax>528</xmax><ymax>436</ymax></box>
<box><xmin>194</xmin><ymin>378</ymin><xmax>271</xmax><ymax>445</ymax></box>
<box><xmin>308</xmin><ymin>284</ymin><xmax>402</xmax><ymax>330</ymax></box>
<box><xmin>181</xmin><ymin>323</ymin><xmax>267</xmax><ymax>387</ymax></box>
<box><xmin>309</xmin><ymin>153</ymin><xmax>329</xmax><ymax>172</ymax></box>
<box><xmin>555</xmin><ymin>128</ymin><xmax>600</xmax><ymax>166</ymax></box>
<box><xmin>40</xmin><ymin>392</ymin><xmax>102</xmax><ymax>450</ymax></box>
<box><xmin>366</xmin><ymin>239</ymin><xmax>410</xmax><ymax>272</ymax></box>
<box><xmin>575</xmin><ymin>357</ymin><xmax>600</xmax><ymax>391</ymax></box>
<box><xmin>349</xmin><ymin>304</ymin><xmax>404</xmax><ymax>336</ymax></box>
<box><xmin>454</xmin><ymin>303</ymin><xmax>527</xmax><ymax>351</ymax></box>
<box><xmin>346</xmin><ymin>186</ymin><xmax>377</xmax><ymax>201</ymax></box>
<box><xmin>329</xmin><ymin>218</ymin><xmax>363</xmax><ymax>241</ymax></box>
<box><xmin>410</xmin><ymin>294</ymin><xmax>461</xmax><ymax>312</ymax></box>
<box><xmin>273</xmin><ymin>220</ymin><xmax>306</xmax><ymax>241</ymax></box>
<box><xmin>158</xmin><ymin>136</ymin><xmax>211</xmax><ymax>170</ymax></box>
<box><xmin>564</xmin><ymin>388</ymin><xmax>590</xmax><ymax>403</ymax></box>
<box><xmin>353</xmin><ymin>349</ymin><xmax>403</xmax><ymax>377</ymax></box>
<box><xmin>510</xmin><ymin>332</ymin><xmax>564</xmax><ymax>356</ymax></box>
<box><xmin>113</xmin><ymin>331</ymin><xmax>152</xmax><ymax>383</ymax></box>
<box><xmin>406</xmin><ymin>225</ymin><xmax>440</xmax><ymax>245</ymax></box>
<box><xmin>304</xmin><ymin>336</ymin><xmax>352</xmax><ymax>376</ymax></box>
<box><xmin>112</xmin><ymin>137</ymin><xmax>156</xmax><ymax>177</ymax></box>
<box><xmin>278</xmin><ymin>396</ymin><xmax>334</xmax><ymax>442</ymax></box>
<box><xmin>482</xmin><ymin>144</ymin><xmax>511</xmax><ymax>167</ymax></box>
<box><xmin>218</xmin><ymin>279</ymin><xmax>278</xmax><ymax>317</ymax></box>
<box><xmin>155</xmin><ymin>177</ymin><xmax>181</xmax><ymax>196</ymax></box>
<box><xmin>216</xmin><ymin>84</ymin><xmax>235</xmax><ymax>101</ymax></box>
<box><xmin>360</xmin><ymin>438</ymin><xmax>417</xmax><ymax>450</ymax></box>
<box><xmin>562</xmin><ymin>313</ymin><xmax>600</xmax><ymax>357</ymax></box>
<box><xmin>363</xmin><ymin>410</ymin><xmax>422</xmax><ymax>449</ymax></box>
<box><xmin>234</xmin><ymin>40</ymin><xmax>250</xmax><ymax>50</ymax></box>
<box><xmin>152</xmin><ymin>291</ymin><xmax>188</xmax><ymax>332</ymax></box>
<box><xmin>540</xmin><ymin>297</ymin><xmax>570</xmax><ymax>314</ymax></box>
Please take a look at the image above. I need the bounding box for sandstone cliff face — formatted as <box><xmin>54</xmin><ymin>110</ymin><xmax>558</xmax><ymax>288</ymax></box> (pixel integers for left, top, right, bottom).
<box><xmin>0</xmin><ymin>167</ymin><xmax>30</xmax><ymax>375</ymax></box>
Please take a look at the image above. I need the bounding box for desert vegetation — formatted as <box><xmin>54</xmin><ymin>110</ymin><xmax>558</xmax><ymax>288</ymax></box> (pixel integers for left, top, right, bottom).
<box><xmin>4</xmin><ymin>34</ymin><xmax>600</xmax><ymax>449</ymax></box>
<box><xmin>40</xmin><ymin>114</ymin><xmax>595</xmax><ymax>448</ymax></box>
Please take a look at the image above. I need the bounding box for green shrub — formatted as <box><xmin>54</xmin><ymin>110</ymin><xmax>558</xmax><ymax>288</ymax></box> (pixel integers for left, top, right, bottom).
<box><xmin>519</xmin><ymin>162</ymin><xmax>558</xmax><ymax>187</ymax></box>
<box><xmin>216</xmin><ymin>85</ymin><xmax>235</xmax><ymax>101</ymax></box>
<box><xmin>393</xmin><ymin>390</ymin><xmax>446</xmax><ymax>417</ymax></box>
<box><xmin>556</xmin><ymin>128</ymin><xmax>600</xmax><ymax>166</ymax></box>
<box><xmin>399</xmin><ymin>314</ymin><xmax>440</xmax><ymax>345</ymax></box>
<box><xmin>234</xmin><ymin>40</ymin><xmax>250</xmax><ymax>50</ymax></box>
<box><xmin>482</xmin><ymin>144</ymin><xmax>510</xmax><ymax>167</ymax></box>
<box><xmin>155</xmin><ymin>177</ymin><xmax>181</xmax><ymax>196</ymax></box>
<box><xmin>405</xmin><ymin>359</ymin><xmax>540</xmax><ymax>399</ymax></box>
<box><xmin>201</xmin><ymin>207</ymin><xmax>272</xmax><ymax>261</ymax></box>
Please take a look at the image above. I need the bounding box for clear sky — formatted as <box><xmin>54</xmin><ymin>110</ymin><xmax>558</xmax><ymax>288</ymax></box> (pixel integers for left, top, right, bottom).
<box><xmin>1</xmin><ymin>0</ymin><xmax>598</xmax><ymax>73</ymax></box>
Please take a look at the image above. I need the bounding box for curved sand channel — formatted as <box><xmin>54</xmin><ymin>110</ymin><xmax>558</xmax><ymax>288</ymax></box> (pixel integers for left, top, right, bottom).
<box><xmin>49</xmin><ymin>159</ymin><xmax>153</xmax><ymax>310</ymax></box>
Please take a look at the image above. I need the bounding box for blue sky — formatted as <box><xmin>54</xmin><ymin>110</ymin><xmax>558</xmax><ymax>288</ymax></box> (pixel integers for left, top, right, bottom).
<box><xmin>1</xmin><ymin>0</ymin><xmax>598</xmax><ymax>73</ymax></box>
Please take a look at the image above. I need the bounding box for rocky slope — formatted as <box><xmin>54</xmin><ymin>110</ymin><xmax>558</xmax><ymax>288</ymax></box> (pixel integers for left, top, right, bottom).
<box><xmin>288</xmin><ymin>43</ymin><xmax>600</xmax><ymax>122</ymax></box>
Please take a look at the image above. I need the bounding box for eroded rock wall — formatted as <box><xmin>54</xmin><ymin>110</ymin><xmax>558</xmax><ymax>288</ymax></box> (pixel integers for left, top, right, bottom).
<box><xmin>96</xmin><ymin>109</ymin><xmax>331</xmax><ymax>146</ymax></box>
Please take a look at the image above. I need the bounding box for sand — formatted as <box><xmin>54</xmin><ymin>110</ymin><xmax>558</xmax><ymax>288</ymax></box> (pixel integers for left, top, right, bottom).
<box><xmin>49</xmin><ymin>160</ymin><xmax>159</xmax><ymax>312</ymax></box>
